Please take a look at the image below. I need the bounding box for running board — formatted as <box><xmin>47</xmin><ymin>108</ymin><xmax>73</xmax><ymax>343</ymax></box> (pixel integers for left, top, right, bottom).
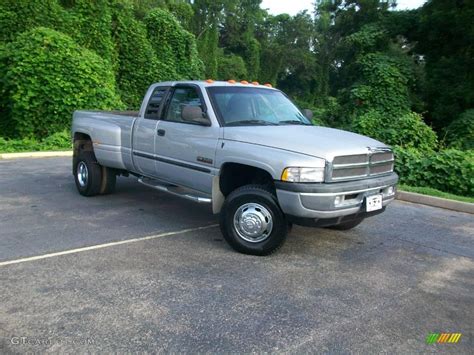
<box><xmin>138</xmin><ymin>177</ymin><xmax>212</xmax><ymax>204</ymax></box>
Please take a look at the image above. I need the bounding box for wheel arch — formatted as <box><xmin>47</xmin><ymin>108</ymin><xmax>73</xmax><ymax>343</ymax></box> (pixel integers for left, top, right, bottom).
<box><xmin>212</xmin><ymin>162</ymin><xmax>276</xmax><ymax>214</ymax></box>
<box><xmin>73</xmin><ymin>131</ymin><xmax>94</xmax><ymax>157</ymax></box>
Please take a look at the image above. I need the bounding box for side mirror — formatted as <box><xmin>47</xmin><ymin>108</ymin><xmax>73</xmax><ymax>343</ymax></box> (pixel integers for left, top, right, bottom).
<box><xmin>302</xmin><ymin>109</ymin><xmax>313</xmax><ymax>120</ymax></box>
<box><xmin>181</xmin><ymin>105</ymin><xmax>211</xmax><ymax>126</ymax></box>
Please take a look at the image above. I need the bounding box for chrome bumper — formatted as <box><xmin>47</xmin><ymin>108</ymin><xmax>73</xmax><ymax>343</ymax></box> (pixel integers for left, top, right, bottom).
<box><xmin>275</xmin><ymin>173</ymin><xmax>398</xmax><ymax>219</ymax></box>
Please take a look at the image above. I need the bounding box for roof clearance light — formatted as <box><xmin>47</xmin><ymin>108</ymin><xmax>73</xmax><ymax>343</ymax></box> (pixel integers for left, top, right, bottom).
<box><xmin>240</xmin><ymin>80</ymin><xmax>249</xmax><ymax>84</ymax></box>
<box><xmin>205</xmin><ymin>79</ymin><xmax>214</xmax><ymax>83</ymax></box>
<box><xmin>264</xmin><ymin>83</ymin><xmax>273</xmax><ymax>88</ymax></box>
<box><xmin>252</xmin><ymin>81</ymin><xmax>259</xmax><ymax>85</ymax></box>
<box><xmin>228</xmin><ymin>79</ymin><xmax>236</xmax><ymax>84</ymax></box>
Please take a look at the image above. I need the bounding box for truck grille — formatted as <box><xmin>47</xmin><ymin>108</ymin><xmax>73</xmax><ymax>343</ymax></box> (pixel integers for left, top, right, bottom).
<box><xmin>329</xmin><ymin>149</ymin><xmax>394</xmax><ymax>182</ymax></box>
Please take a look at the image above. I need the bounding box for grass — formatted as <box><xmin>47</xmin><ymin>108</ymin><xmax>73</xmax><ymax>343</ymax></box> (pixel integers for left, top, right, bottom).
<box><xmin>399</xmin><ymin>184</ymin><xmax>474</xmax><ymax>204</ymax></box>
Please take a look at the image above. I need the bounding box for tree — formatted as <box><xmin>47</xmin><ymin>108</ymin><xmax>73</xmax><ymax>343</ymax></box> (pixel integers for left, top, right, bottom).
<box><xmin>411</xmin><ymin>0</ymin><xmax>474</xmax><ymax>130</ymax></box>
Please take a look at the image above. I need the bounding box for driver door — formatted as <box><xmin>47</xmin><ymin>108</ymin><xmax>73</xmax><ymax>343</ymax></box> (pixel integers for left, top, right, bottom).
<box><xmin>154</xmin><ymin>85</ymin><xmax>220</xmax><ymax>194</ymax></box>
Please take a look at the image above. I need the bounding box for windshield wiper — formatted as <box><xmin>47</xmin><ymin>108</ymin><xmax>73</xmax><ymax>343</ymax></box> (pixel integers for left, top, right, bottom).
<box><xmin>226</xmin><ymin>120</ymin><xmax>278</xmax><ymax>126</ymax></box>
<box><xmin>279</xmin><ymin>120</ymin><xmax>312</xmax><ymax>126</ymax></box>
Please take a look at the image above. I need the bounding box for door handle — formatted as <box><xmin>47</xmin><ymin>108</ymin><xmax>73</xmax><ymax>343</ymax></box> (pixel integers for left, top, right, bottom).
<box><xmin>157</xmin><ymin>129</ymin><xmax>166</xmax><ymax>136</ymax></box>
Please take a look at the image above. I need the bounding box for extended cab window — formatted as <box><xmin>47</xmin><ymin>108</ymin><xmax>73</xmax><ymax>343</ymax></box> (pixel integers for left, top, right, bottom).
<box><xmin>164</xmin><ymin>87</ymin><xmax>204</xmax><ymax>123</ymax></box>
<box><xmin>144</xmin><ymin>87</ymin><xmax>168</xmax><ymax>119</ymax></box>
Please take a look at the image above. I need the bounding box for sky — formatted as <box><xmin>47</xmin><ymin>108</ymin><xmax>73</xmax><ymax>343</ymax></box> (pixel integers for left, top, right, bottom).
<box><xmin>261</xmin><ymin>0</ymin><xmax>427</xmax><ymax>16</ymax></box>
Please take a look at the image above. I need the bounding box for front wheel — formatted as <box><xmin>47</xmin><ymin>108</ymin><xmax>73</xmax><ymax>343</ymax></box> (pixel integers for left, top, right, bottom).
<box><xmin>219</xmin><ymin>185</ymin><xmax>288</xmax><ymax>256</ymax></box>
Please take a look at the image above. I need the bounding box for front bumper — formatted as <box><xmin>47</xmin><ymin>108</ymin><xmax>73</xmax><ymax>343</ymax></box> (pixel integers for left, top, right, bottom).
<box><xmin>275</xmin><ymin>172</ymin><xmax>398</xmax><ymax>221</ymax></box>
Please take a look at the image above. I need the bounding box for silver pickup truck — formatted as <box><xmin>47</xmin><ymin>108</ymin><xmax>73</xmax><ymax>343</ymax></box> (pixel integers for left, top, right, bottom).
<box><xmin>72</xmin><ymin>80</ymin><xmax>398</xmax><ymax>255</ymax></box>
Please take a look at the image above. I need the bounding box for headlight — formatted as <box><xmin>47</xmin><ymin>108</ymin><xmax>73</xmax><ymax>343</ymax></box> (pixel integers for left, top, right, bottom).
<box><xmin>281</xmin><ymin>167</ymin><xmax>325</xmax><ymax>183</ymax></box>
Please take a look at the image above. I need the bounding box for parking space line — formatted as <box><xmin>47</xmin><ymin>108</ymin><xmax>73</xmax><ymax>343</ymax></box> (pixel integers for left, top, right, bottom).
<box><xmin>0</xmin><ymin>224</ymin><xmax>218</xmax><ymax>267</ymax></box>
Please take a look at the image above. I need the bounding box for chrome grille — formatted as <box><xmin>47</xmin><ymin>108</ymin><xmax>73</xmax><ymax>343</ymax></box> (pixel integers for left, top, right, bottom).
<box><xmin>329</xmin><ymin>148</ymin><xmax>394</xmax><ymax>182</ymax></box>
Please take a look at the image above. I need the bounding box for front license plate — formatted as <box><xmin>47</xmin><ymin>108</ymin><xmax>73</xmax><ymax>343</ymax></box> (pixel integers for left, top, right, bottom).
<box><xmin>366</xmin><ymin>194</ymin><xmax>383</xmax><ymax>212</ymax></box>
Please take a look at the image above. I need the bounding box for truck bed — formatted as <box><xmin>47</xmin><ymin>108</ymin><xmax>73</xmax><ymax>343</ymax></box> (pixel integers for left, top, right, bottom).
<box><xmin>72</xmin><ymin>110</ymin><xmax>139</xmax><ymax>171</ymax></box>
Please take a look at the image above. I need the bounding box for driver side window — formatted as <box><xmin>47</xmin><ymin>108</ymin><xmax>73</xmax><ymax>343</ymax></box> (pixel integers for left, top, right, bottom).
<box><xmin>165</xmin><ymin>87</ymin><xmax>203</xmax><ymax>123</ymax></box>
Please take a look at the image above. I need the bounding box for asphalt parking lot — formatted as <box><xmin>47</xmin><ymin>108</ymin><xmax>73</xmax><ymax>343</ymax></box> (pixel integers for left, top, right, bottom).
<box><xmin>0</xmin><ymin>157</ymin><xmax>473</xmax><ymax>353</ymax></box>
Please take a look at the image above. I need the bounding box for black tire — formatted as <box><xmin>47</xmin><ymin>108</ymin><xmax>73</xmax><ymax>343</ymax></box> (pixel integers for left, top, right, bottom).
<box><xmin>100</xmin><ymin>166</ymin><xmax>116</xmax><ymax>195</ymax></box>
<box><xmin>219</xmin><ymin>184</ymin><xmax>288</xmax><ymax>256</ymax></box>
<box><xmin>328</xmin><ymin>218</ymin><xmax>364</xmax><ymax>231</ymax></box>
<box><xmin>73</xmin><ymin>151</ymin><xmax>102</xmax><ymax>197</ymax></box>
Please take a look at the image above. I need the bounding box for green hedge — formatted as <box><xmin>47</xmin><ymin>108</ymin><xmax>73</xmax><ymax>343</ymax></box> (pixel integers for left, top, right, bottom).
<box><xmin>111</xmin><ymin>2</ymin><xmax>173</xmax><ymax>109</ymax></box>
<box><xmin>394</xmin><ymin>147</ymin><xmax>474</xmax><ymax>197</ymax></box>
<box><xmin>217</xmin><ymin>53</ymin><xmax>248</xmax><ymax>81</ymax></box>
<box><xmin>62</xmin><ymin>0</ymin><xmax>117</xmax><ymax>68</ymax></box>
<box><xmin>353</xmin><ymin>110</ymin><xmax>438</xmax><ymax>152</ymax></box>
<box><xmin>0</xmin><ymin>3</ymin><xmax>209</xmax><ymax>139</ymax></box>
<box><xmin>0</xmin><ymin>130</ymin><xmax>71</xmax><ymax>153</ymax></box>
<box><xmin>445</xmin><ymin>109</ymin><xmax>474</xmax><ymax>150</ymax></box>
<box><xmin>144</xmin><ymin>8</ymin><xmax>203</xmax><ymax>80</ymax></box>
<box><xmin>0</xmin><ymin>27</ymin><xmax>122</xmax><ymax>138</ymax></box>
<box><xmin>0</xmin><ymin>0</ymin><xmax>64</xmax><ymax>43</ymax></box>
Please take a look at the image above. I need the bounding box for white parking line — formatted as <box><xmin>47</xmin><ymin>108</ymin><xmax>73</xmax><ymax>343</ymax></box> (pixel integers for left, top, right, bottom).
<box><xmin>0</xmin><ymin>224</ymin><xmax>219</xmax><ymax>267</ymax></box>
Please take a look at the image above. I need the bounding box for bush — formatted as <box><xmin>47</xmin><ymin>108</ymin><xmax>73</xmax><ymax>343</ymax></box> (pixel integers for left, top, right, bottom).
<box><xmin>111</xmin><ymin>2</ymin><xmax>174</xmax><ymax>109</ymax></box>
<box><xmin>350</xmin><ymin>52</ymin><xmax>411</xmax><ymax>117</ymax></box>
<box><xmin>62</xmin><ymin>0</ymin><xmax>117</xmax><ymax>68</ymax></box>
<box><xmin>0</xmin><ymin>129</ymin><xmax>71</xmax><ymax>153</ymax></box>
<box><xmin>422</xmin><ymin>149</ymin><xmax>474</xmax><ymax>196</ymax></box>
<box><xmin>0</xmin><ymin>0</ymin><xmax>65</xmax><ymax>43</ymax></box>
<box><xmin>353</xmin><ymin>111</ymin><xmax>438</xmax><ymax>152</ymax></box>
<box><xmin>0</xmin><ymin>27</ymin><xmax>122</xmax><ymax>138</ymax></box>
<box><xmin>167</xmin><ymin>1</ymin><xmax>194</xmax><ymax>30</ymax></box>
<box><xmin>444</xmin><ymin>109</ymin><xmax>474</xmax><ymax>150</ymax></box>
<box><xmin>41</xmin><ymin>129</ymin><xmax>71</xmax><ymax>150</ymax></box>
<box><xmin>393</xmin><ymin>146</ymin><xmax>425</xmax><ymax>187</ymax></box>
<box><xmin>217</xmin><ymin>53</ymin><xmax>248</xmax><ymax>81</ymax></box>
<box><xmin>394</xmin><ymin>146</ymin><xmax>474</xmax><ymax>197</ymax></box>
<box><xmin>293</xmin><ymin>98</ymin><xmax>339</xmax><ymax>126</ymax></box>
<box><xmin>144</xmin><ymin>8</ymin><xmax>203</xmax><ymax>80</ymax></box>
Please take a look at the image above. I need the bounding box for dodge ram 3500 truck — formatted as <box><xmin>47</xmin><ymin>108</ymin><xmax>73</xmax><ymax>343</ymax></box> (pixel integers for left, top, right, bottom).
<box><xmin>72</xmin><ymin>81</ymin><xmax>398</xmax><ymax>255</ymax></box>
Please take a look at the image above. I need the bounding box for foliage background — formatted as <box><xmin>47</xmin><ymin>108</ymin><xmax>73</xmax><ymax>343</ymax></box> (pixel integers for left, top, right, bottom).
<box><xmin>0</xmin><ymin>0</ymin><xmax>472</xmax><ymax>196</ymax></box>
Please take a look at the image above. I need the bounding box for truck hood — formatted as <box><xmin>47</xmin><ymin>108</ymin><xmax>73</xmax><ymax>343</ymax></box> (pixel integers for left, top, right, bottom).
<box><xmin>223</xmin><ymin>125</ymin><xmax>388</xmax><ymax>161</ymax></box>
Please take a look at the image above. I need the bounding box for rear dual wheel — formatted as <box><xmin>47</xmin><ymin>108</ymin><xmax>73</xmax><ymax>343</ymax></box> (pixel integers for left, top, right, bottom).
<box><xmin>73</xmin><ymin>150</ymin><xmax>116</xmax><ymax>196</ymax></box>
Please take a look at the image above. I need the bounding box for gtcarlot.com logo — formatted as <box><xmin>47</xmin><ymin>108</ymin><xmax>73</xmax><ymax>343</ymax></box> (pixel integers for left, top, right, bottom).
<box><xmin>426</xmin><ymin>333</ymin><xmax>462</xmax><ymax>344</ymax></box>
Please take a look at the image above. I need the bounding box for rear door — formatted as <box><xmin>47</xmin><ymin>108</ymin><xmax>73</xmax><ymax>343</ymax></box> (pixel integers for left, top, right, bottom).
<box><xmin>154</xmin><ymin>85</ymin><xmax>220</xmax><ymax>193</ymax></box>
<box><xmin>132</xmin><ymin>86</ymin><xmax>169</xmax><ymax>177</ymax></box>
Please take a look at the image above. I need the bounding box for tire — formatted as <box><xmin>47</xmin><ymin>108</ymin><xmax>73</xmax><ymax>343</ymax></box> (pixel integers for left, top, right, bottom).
<box><xmin>99</xmin><ymin>166</ymin><xmax>116</xmax><ymax>195</ymax></box>
<box><xmin>219</xmin><ymin>184</ymin><xmax>288</xmax><ymax>256</ymax></box>
<box><xmin>73</xmin><ymin>151</ymin><xmax>102</xmax><ymax>197</ymax></box>
<box><xmin>328</xmin><ymin>218</ymin><xmax>364</xmax><ymax>231</ymax></box>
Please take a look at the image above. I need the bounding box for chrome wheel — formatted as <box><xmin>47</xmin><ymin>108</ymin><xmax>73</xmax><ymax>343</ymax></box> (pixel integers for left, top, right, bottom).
<box><xmin>233</xmin><ymin>203</ymin><xmax>273</xmax><ymax>243</ymax></box>
<box><xmin>77</xmin><ymin>161</ymin><xmax>88</xmax><ymax>188</ymax></box>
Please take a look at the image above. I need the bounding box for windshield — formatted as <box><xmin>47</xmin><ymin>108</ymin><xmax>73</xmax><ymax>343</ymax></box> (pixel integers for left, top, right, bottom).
<box><xmin>207</xmin><ymin>87</ymin><xmax>312</xmax><ymax>126</ymax></box>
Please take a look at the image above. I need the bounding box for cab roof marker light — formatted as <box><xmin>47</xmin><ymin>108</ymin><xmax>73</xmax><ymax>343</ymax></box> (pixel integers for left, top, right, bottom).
<box><xmin>228</xmin><ymin>79</ymin><xmax>236</xmax><ymax>84</ymax></box>
<box><xmin>205</xmin><ymin>79</ymin><xmax>214</xmax><ymax>83</ymax></box>
<box><xmin>240</xmin><ymin>80</ymin><xmax>249</xmax><ymax>84</ymax></box>
<box><xmin>264</xmin><ymin>83</ymin><xmax>272</xmax><ymax>88</ymax></box>
<box><xmin>252</xmin><ymin>81</ymin><xmax>259</xmax><ymax>85</ymax></box>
